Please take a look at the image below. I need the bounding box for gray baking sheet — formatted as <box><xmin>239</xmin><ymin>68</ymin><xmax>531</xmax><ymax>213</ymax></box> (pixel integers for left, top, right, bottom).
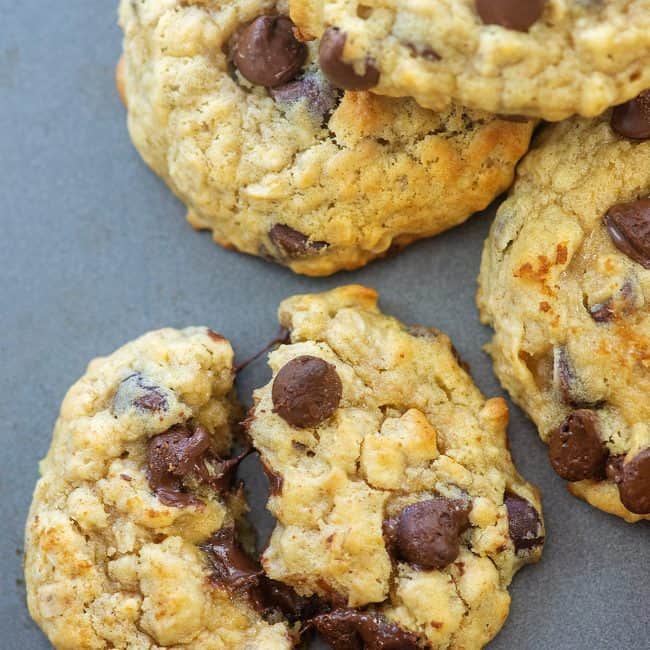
<box><xmin>1</xmin><ymin>1</ymin><xmax>648</xmax><ymax>648</ymax></box>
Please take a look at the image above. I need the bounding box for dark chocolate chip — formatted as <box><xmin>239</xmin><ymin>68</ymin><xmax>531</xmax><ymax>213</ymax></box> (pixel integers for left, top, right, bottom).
<box><xmin>235</xmin><ymin>327</ymin><xmax>291</xmax><ymax>373</ymax></box>
<box><xmin>589</xmin><ymin>300</ymin><xmax>616</xmax><ymax>323</ymax></box>
<box><xmin>272</xmin><ymin>355</ymin><xmax>342</xmax><ymax>428</ymax></box>
<box><xmin>318</xmin><ymin>28</ymin><xmax>379</xmax><ymax>90</ymax></box>
<box><xmin>202</xmin><ymin>527</ymin><xmax>324</xmax><ymax>622</ymax></box>
<box><xmin>112</xmin><ymin>373</ymin><xmax>168</xmax><ymax>415</ymax></box>
<box><xmin>233</xmin><ymin>15</ymin><xmax>307</xmax><ymax>87</ymax></box>
<box><xmin>504</xmin><ymin>493</ymin><xmax>544</xmax><ymax>552</ymax></box>
<box><xmin>312</xmin><ymin>609</ymin><xmax>420</xmax><ymax>650</ymax></box>
<box><xmin>270</xmin><ymin>72</ymin><xmax>341</xmax><ymax>122</ymax></box>
<box><xmin>618</xmin><ymin>448</ymin><xmax>650</xmax><ymax>514</ymax></box>
<box><xmin>548</xmin><ymin>410</ymin><xmax>608</xmax><ymax>482</ymax></box>
<box><xmin>393</xmin><ymin>498</ymin><xmax>472</xmax><ymax>570</ymax></box>
<box><xmin>146</xmin><ymin>424</ymin><xmax>246</xmax><ymax>506</ymax></box>
<box><xmin>261</xmin><ymin>457</ymin><xmax>283</xmax><ymax>496</ymax></box>
<box><xmin>207</xmin><ymin>329</ymin><xmax>226</xmax><ymax>342</ymax></box>
<box><xmin>407</xmin><ymin>43</ymin><xmax>440</xmax><ymax>61</ymax></box>
<box><xmin>269</xmin><ymin>224</ymin><xmax>328</xmax><ymax>258</ymax></box>
<box><xmin>202</xmin><ymin>526</ymin><xmax>262</xmax><ymax>594</ymax></box>
<box><xmin>475</xmin><ymin>0</ymin><xmax>546</xmax><ymax>31</ymax></box>
<box><xmin>610</xmin><ymin>90</ymin><xmax>650</xmax><ymax>140</ymax></box>
<box><xmin>603</xmin><ymin>197</ymin><xmax>650</xmax><ymax>269</ymax></box>
<box><xmin>588</xmin><ymin>281</ymin><xmax>635</xmax><ymax>323</ymax></box>
<box><xmin>605</xmin><ymin>454</ymin><xmax>625</xmax><ymax>483</ymax></box>
<box><xmin>553</xmin><ymin>346</ymin><xmax>590</xmax><ymax>406</ymax></box>
<box><xmin>147</xmin><ymin>424</ymin><xmax>210</xmax><ymax>507</ymax></box>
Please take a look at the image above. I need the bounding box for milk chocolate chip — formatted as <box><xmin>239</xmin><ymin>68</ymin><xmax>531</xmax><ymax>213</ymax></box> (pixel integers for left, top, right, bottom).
<box><xmin>610</xmin><ymin>90</ymin><xmax>650</xmax><ymax>140</ymax></box>
<box><xmin>112</xmin><ymin>373</ymin><xmax>168</xmax><ymax>415</ymax></box>
<box><xmin>392</xmin><ymin>498</ymin><xmax>472</xmax><ymax>570</ymax></box>
<box><xmin>548</xmin><ymin>410</ymin><xmax>608</xmax><ymax>481</ymax></box>
<box><xmin>318</xmin><ymin>28</ymin><xmax>379</xmax><ymax>90</ymax></box>
<box><xmin>618</xmin><ymin>448</ymin><xmax>650</xmax><ymax>514</ymax></box>
<box><xmin>504</xmin><ymin>493</ymin><xmax>544</xmax><ymax>552</ymax></box>
<box><xmin>603</xmin><ymin>198</ymin><xmax>650</xmax><ymax>269</ymax></box>
<box><xmin>312</xmin><ymin>609</ymin><xmax>420</xmax><ymax>650</ymax></box>
<box><xmin>476</xmin><ymin>0</ymin><xmax>546</xmax><ymax>31</ymax></box>
<box><xmin>233</xmin><ymin>16</ymin><xmax>307</xmax><ymax>87</ymax></box>
<box><xmin>269</xmin><ymin>224</ymin><xmax>328</xmax><ymax>258</ymax></box>
<box><xmin>272</xmin><ymin>355</ymin><xmax>342</xmax><ymax>428</ymax></box>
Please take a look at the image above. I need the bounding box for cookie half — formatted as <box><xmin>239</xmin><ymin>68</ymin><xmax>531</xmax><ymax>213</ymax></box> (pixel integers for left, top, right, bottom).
<box><xmin>24</xmin><ymin>328</ymin><xmax>296</xmax><ymax>649</ymax></box>
<box><xmin>478</xmin><ymin>97</ymin><xmax>650</xmax><ymax>521</ymax></box>
<box><xmin>247</xmin><ymin>286</ymin><xmax>544</xmax><ymax>649</ymax></box>
<box><xmin>118</xmin><ymin>0</ymin><xmax>533</xmax><ymax>276</ymax></box>
<box><xmin>290</xmin><ymin>0</ymin><xmax>650</xmax><ymax>121</ymax></box>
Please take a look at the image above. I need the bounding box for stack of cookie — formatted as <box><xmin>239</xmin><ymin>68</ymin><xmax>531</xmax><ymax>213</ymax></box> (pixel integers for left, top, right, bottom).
<box><xmin>24</xmin><ymin>0</ymin><xmax>649</xmax><ymax>649</ymax></box>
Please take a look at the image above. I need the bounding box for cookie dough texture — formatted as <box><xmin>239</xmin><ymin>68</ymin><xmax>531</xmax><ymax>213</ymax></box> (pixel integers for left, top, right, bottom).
<box><xmin>248</xmin><ymin>286</ymin><xmax>544</xmax><ymax>648</ymax></box>
<box><xmin>478</xmin><ymin>115</ymin><xmax>650</xmax><ymax>522</ymax></box>
<box><xmin>24</xmin><ymin>328</ymin><xmax>292</xmax><ymax>649</ymax></box>
<box><xmin>290</xmin><ymin>0</ymin><xmax>650</xmax><ymax>121</ymax></box>
<box><xmin>118</xmin><ymin>0</ymin><xmax>533</xmax><ymax>276</ymax></box>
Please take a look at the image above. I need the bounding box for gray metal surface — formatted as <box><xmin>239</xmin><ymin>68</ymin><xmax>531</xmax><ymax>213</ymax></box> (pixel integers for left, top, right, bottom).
<box><xmin>1</xmin><ymin>1</ymin><xmax>647</xmax><ymax>648</ymax></box>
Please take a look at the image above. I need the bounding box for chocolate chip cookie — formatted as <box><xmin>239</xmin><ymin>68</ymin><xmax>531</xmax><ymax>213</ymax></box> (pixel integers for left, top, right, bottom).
<box><xmin>118</xmin><ymin>0</ymin><xmax>533</xmax><ymax>276</ymax></box>
<box><xmin>246</xmin><ymin>285</ymin><xmax>544</xmax><ymax>648</ymax></box>
<box><xmin>290</xmin><ymin>0</ymin><xmax>650</xmax><ymax>121</ymax></box>
<box><xmin>478</xmin><ymin>97</ymin><xmax>650</xmax><ymax>521</ymax></box>
<box><xmin>24</xmin><ymin>328</ymin><xmax>297</xmax><ymax>649</ymax></box>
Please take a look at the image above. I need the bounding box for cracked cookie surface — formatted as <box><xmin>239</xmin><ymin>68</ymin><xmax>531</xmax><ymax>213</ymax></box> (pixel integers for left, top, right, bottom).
<box><xmin>118</xmin><ymin>0</ymin><xmax>533</xmax><ymax>276</ymax></box>
<box><xmin>24</xmin><ymin>328</ymin><xmax>294</xmax><ymax>649</ymax></box>
<box><xmin>290</xmin><ymin>0</ymin><xmax>650</xmax><ymax>121</ymax></box>
<box><xmin>478</xmin><ymin>105</ymin><xmax>650</xmax><ymax>522</ymax></box>
<box><xmin>247</xmin><ymin>285</ymin><xmax>544</xmax><ymax>649</ymax></box>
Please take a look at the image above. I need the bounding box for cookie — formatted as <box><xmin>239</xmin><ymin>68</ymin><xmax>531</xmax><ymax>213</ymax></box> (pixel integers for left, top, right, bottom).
<box><xmin>290</xmin><ymin>0</ymin><xmax>650</xmax><ymax>121</ymax></box>
<box><xmin>478</xmin><ymin>97</ymin><xmax>650</xmax><ymax>522</ymax></box>
<box><xmin>117</xmin><ymin>0</ymin><xmax>533</xmax><ymax>276</ymax></box>
<box><xmin>24</xmin><ymin>328</ymin><xmax>298</xmax><ymax>649</ymax></box>
<box><xmin>246</xmin><ymin>285</ymin><xmax>544</xmax><ymax>648</ymax></box>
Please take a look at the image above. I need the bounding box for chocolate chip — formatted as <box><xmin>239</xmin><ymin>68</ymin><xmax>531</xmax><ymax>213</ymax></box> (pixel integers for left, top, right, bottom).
<box><xmin>261</xmin><ymin>458</ymin><xmax>283</xmax><ymax>496</ymax></box>
<box><xmin>475</xmin><ymin>0</ymin><xmax>545</xmax><ymax>31</ymax></box>
<box><xmin>147</xmin><ymin>424</ymin><xmax>211</xmax><ymax>507</ymax></box>
<box><xmin>553</xmin><ymin>346</ymin><xmax>589</xmax><ymax>406</ymax></box>
<box><xmin>318</xmin><ymin>28</ymin><xmax>379</xmax><ymax>90</ymax></box>
<box><xmin>207</xmin><ymin>329</ymin><xmax>225</xmax><ymax>342</ymax></box>
<box><xmin>235</xmin><ymin>327</ymin><xmax>291</xmax><ymax>373</ymax></box>
<box><xmin>312</xmin><ymin>609</ymin><xmax>420</xmax><ymax>650</ymax></box>
<box><xmin>605</xmin><ymin>454</ymin><xmax>625</xmax><ymax>483</ymax></box>
<box><xmin>618</xmin><ymin>448</ymin><xmax>650</xmax><ymax>514</ymax></box>
<box><xmin>112</xmin><ymin>373</ymin><xmax>168</xmax><ymax>415</ymax></box>
<box><xmin>233</xmin><ymin>16</ymin><xmax>307</xmax><ymax>87</ymax></box>
<box><xmin>202</xmin><ymin>526</ymin><xmax>260</xmax><ymax>590</ymax></box>
<box><xmin>548</xmin><ymin>410</ymin><xmax>608</xmax><ymax>482</ymax></box>
<box><xmin>391</xmin><ymin>498</ymin><xmax>472</xmax><ymax>570</ymax></box>
<box><xmin>504</xmin><ymin>493</ymin><xmax>544</xmax><ymax>552</ymax></box>
<box><xmin>407</xmin><ymin>43</ymin><xmax>440</xmax><ymax>61</ymax></box>
<box><xmin>202</xmin><ymin>527</ymin><xmax>324</xmax><ymax>622</ymax></box>
<box><xmin>610</xmin><ymin>90</ymin><xmax>650</xmax><ymax>140</ymax></box>
<box><xmin>269</xmin><ymin>224</ymin><xmax>328</xmax><ymax>258</ymax></box>
<box><xmin>589</xmin><ymin>300</ymin><xmax>616</xmax><ymax>323</ymax></box>
<box><xmin>588</xmin><ymin>281</ymin><xmax>635</xmax><ymax>323</ymax></box>
<box><xmin>603</xmin><ymin>198</ymin><xmax>650</xmax><ymax>269</ymax></box>
<box><xmin>270</xmin><ymin>72</ymin><xmax>341</xmax><ymax>122</ymax></box>
<box><xmin>146</xmin><ymin>425</ymin><xmax>246</xmax><ymax>506</ymax></box>
<box><xmin>272</xmin><ymin>355</ymin><xmax>342</xmax><ymax>428</ymax></box>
